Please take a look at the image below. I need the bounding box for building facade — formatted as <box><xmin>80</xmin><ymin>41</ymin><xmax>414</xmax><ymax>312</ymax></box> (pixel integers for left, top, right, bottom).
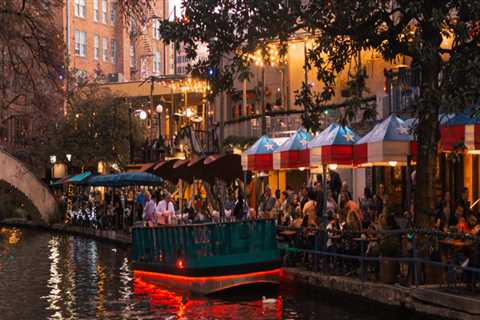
<box><xmin>64</xmin><ymin>0</ymin><xmax>172</xmax><ymax>82</ymax></box>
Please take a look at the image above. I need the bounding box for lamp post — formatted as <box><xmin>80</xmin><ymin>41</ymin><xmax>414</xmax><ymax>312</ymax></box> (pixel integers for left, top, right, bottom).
<box><xmin>49</xmin><ymin>155</ymin><xmax>56</xmax><ymax>182</ymax></box>
<box><xmin>128</xmin><ymin>107</ymin><xmax>147</xmax><ymax>163</ymax></box>
<box><xmin>66</xmin><ymin>154</ymin><xmax>72</xmax><ymax>175</ymax></box>
<box><xmin>156</xmin><ymin>103</ymin><xmax>164</xmax><ymax>160</ymax></box>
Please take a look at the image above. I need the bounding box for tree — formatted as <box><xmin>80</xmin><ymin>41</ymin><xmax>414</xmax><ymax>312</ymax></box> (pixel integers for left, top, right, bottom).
<box><xmin>54</xmin><ymin>82</ymin><xmax>144</xmax><ymax>171</ymax></box>
<box><xmin>0</xmin><ymin>0</ymin><xmax>153</xmax><ymax>170</ymax></box>
<box><xmin>159</xmin><ymin>0</ymin><xmax>480</xmax><ymax>227</ymax></box>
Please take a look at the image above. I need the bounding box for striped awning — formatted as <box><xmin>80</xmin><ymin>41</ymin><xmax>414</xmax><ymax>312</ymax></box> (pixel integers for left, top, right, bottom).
<box><xmin>309</xmin><ymin>123</ymin><xmax>360</xmax><ymax>167</ymax></box>
<box><xmin>273</xmin><ymin>128</ymin><xmax>312</xmax><ymax>170</ymax></box>
<box><xmin>354</xmin><ymin>115</ymin><xmax>415</xmax><ymax>166</ymax></box>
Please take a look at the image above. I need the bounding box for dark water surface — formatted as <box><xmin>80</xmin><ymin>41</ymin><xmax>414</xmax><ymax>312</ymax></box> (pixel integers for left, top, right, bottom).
<box><xmin>0</xmin><ymin>227</ymin><xmax>432</xmax><ymax>320</ymax></box>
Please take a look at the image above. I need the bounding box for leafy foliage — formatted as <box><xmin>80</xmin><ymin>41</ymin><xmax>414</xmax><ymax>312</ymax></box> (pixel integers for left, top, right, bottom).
<box><xmin>158</xmin><ymin>1</ymin><xmax>480</xmax><ymax>227</ymax></box>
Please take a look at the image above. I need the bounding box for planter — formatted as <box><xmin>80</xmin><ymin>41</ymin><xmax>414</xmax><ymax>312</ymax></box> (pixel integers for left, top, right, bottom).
<box><xmin>379</xmin><ymin>258</ymin><xmax>400</xmax><ymax>284</ymax></box>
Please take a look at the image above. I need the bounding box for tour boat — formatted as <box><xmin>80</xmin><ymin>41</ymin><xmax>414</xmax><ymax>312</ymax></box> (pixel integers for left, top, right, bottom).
<box><xmin>132</xmin><ymin>219</ymin><xmax>281</xmax><ymax>294</ymax></box>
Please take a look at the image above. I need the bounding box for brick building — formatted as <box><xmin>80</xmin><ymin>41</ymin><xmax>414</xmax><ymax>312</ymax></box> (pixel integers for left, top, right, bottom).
<box><xmin>65</xmin><ymin>0</ymin><xmax>172</xmax><ymax>82</ymax></box>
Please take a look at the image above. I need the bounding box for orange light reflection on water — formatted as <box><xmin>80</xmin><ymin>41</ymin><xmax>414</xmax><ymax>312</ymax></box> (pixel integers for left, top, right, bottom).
<box><xmin>133</xmin><ymin>274</ymin><xmax>283</xmax><ymax>319</ymax></box>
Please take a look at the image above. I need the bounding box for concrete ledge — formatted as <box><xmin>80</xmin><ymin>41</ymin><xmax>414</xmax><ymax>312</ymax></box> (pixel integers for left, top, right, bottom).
<box><xmin>283</xmin><ymin>268</ymin><xmax>478</xmax><ymax>320</ymax></box>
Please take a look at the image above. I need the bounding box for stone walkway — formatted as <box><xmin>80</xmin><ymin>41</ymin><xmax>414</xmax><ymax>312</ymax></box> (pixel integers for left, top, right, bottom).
<box><xmin>283</xmin><ymin>268</ymin><xmax>480</xmax><ymax>320</ymax></box>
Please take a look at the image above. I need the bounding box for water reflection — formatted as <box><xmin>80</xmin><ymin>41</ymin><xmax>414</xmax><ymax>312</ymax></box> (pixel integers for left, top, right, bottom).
<box><xmin>133</xmin><ymin>275</ymin><xmax>283</xmax><ymax>320</ymax></box>
<box><xmin>0</xmin><ymin>228</ymin><xmax>434</xmax><ymax>320</ymax></box>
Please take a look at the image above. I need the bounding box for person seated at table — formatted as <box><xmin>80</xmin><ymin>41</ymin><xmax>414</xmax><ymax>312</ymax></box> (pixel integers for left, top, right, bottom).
<box><xmin>457</xmin><ymin>217</ymin><xmax>471</xmax><ymax>233</ymax></box>
<box><xmin>290</xmin><ymin>212</ymin><xmax>304</xmax><ymax>229</ymax></box>
<box><xmin>302</xmin><ymin>189</ymin><xmax>318</xmax><ymax>228</ymax></box>
<box><xmin>326</xmin><ymin>190</ymin><xmax>338</xmax><ymax>217</ymax></box>
<box><xmin>345</xmin><ymin>200</ymin><xmax>362</xmax><ymax>232</ymax></box>
<box><xmin>326</xmin><ymin>215</ymin><xmax>340</xmax><ymax>252</ymax></box>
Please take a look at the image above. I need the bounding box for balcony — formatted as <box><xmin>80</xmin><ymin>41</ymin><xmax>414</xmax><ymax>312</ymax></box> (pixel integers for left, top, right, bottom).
<box><xmin>224</xmin><ymin>111</ymin><xmax>304</xmax><ymax>139</ymax></box>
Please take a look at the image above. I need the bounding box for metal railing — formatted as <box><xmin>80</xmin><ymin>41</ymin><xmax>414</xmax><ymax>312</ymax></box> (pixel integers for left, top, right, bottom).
<box><xmin>224</xmin><ymin>113</ymin><xmax>303</xmax><ymax>138</ymax></box>
<box><xmin>278</xmin><ymin>227</ymin><xmax>480</xmax><ymax>291</ymax></box>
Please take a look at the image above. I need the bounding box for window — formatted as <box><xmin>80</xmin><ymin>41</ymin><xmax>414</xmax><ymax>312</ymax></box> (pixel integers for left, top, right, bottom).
<box><xmin>110</xmin><ymin>3</ymin><xmax>117</xmax><ymax>25</ymax></box>
<box><xmin>130</xmin><ymin>45</ymin><xmax>136</xmax><ymax>68</ymax></box>
<box><xmin>102</xmin><ymin>37</ymin><xmax>108</xmax><ymax>61</ymax></box>
<box><xmin>93</xmin><ymin>0</ymin><xmax>99</xmax><ymax>22</ymax></box>
<box><xmin>74</xmin><ymin>30</ymin><xmax>87</xmax><ymax>57</ymax></box>
<box><xmin>74</xmin><ymin>0</ymin><xmax>86</xmax><ymax>18</ymax></box>
<box><xmin>102</xmin><ymin>0</ymin><xmax>108</xmax><ymax>24</ymax></box>
<box><xmin>152</xmin><ymin>18</ymin><xmax>161</xmax><ymax>40</ymax></box>
<box><xmin>93</xmin><ymin>35</ymin><xmax>99</xmax><ymax>60</ymax></box>
<box><xmin>153</xmin><ymin>51</ymin><xmax>161</xmax><ymax>74</ymax></box>
<box><xmin>111</xmin><ymin>39</ymin><xmax>117</xmax><ymax>64</ymax></box>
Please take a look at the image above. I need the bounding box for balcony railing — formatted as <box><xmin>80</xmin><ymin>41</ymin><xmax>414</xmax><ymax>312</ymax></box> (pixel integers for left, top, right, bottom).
<box><xmin>224</xmin><ymin>111</ymin><xmax>304</xmax><ymax>139</ymax></box>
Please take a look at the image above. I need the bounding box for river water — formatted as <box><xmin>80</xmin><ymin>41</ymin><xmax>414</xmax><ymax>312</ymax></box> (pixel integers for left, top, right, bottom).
<box><xmin>0</xmin><ymin>227</ymin><xmax>433</xmax><ymax>320</ymax></box>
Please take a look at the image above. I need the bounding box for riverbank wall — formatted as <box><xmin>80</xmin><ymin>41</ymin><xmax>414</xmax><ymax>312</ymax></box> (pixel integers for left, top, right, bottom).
<box><xmin>2</xmin><ymin>218</ymin><xmax>479</xmax><ymax>320</ymax></box>
<box><xmin>0</xmin><ymin>218</ymin><xmax>131</xmax><ymax>245</ymax></box>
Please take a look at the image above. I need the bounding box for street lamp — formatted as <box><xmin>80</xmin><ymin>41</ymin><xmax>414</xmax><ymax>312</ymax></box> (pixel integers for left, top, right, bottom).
<box><xmin>50</xmin><ymin>155</ymin><xmax>57</xmax><ymax>164</ymax></box>
<box><xmin>138</xmin><ymin>110</ymin><xmax>147</xmax><ymax>120</ymax></box>
<box><xmin>66</xmin><ymin>154</ymin><xmax>72</xmax><ymax>175</ymax></box>
<box><xmin>128</xmin><ymin>107</ymin><xmax>148</xmax><ymax>164</ymax></box>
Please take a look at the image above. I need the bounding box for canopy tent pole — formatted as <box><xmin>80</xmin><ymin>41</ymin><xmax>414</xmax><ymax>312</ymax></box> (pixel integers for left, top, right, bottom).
<box><xmin>406</xmin><ymin>154</ymin><xmax>412</xmax><ymax>213</ymax></box>
<box><xmin>322</xmin><ymin>164</ymin><xmax>328</xmax><ymax>220</ymax></box>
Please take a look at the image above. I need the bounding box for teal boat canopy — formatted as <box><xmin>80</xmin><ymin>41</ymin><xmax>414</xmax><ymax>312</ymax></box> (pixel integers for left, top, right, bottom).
<box><xmin>88</xmin><ymin>172</ymin><xmax>163</xmax><ymax>187</ymax></box>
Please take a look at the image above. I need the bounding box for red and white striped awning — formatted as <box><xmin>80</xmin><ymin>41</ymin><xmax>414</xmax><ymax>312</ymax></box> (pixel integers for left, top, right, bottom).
<box><xmin>309</xmin><ymin>123</ymin><xmax>360</xmax><ymax>167</ymax></box>
<box><xmin>440</xmin><ymin>112</ymin><xmax>480</xmax><ymax>152</ymax></box>
<box><xmin>241</xmin><ymin>135</ymin><xmax>279</xmax><ymax>171</ymax></box>
<box><xmin>354</xmin><ymin>115</ymin><xmax>414</xmax><ymax>166</ymax></box>
<box><xmin>273</xmin><ymin>128</ymin><xmax>312</xmax><ymax>170</ymax></box>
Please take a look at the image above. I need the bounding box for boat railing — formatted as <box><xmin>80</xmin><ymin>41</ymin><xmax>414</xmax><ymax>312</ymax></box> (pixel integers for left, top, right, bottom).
<box><xmin>132</xmin><ymin>219</ymin><xmax>278</xmax><ymax>268</ymax></box>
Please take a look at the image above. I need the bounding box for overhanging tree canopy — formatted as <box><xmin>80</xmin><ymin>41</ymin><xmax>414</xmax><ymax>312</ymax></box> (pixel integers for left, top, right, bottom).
<box><xmin>159</xmin><ymin>0</ymin><xmax>480</xmax><ymax>227</ymax></box>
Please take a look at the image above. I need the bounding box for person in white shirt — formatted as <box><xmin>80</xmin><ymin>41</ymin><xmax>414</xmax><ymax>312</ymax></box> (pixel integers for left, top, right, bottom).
<box><xmin>156</xmin><ymin>192</ymin><xmax>176</xmax><ymax>224</ymax></box>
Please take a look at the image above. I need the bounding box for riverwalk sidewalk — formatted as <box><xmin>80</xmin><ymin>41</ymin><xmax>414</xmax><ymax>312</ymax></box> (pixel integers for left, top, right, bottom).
<box><xmin>2</xmin><ymin>218</ymin><xmax>479</xmax><ymax>320</ymax></box>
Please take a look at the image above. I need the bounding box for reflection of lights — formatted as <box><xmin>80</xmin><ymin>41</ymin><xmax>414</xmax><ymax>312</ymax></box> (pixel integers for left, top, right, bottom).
<box><xmin>43</xmin><ymin>237</ymin><xmax>63</xmax><ymax>317</ymax></box>
<box><xmin>134</xmin><ymin>271</ymin><xmax>283</xmax><ymax>319</ymax></box>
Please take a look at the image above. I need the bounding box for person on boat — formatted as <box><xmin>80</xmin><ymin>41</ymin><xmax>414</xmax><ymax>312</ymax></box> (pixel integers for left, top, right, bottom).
<box><xmin>258</xmin><ymin>186</ymin><xmax>276</xmax><ymax>218</ymax></box>
<box><xmin>142</xmin><ymin>191</ymin><xmax>156</xmax><ymax>227</ymax></box>
<box><xmin>156</xmin><ymin>192</ymin><xmax>176</xmax><ymax>225</ymax></box>
<box><xmin>233</xmin><ymin>192</ymin><xmax>249</xmax><ymax>220</ymax></box>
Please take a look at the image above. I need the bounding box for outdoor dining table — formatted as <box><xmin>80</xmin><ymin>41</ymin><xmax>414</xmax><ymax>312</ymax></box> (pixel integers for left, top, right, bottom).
<box><xmin>438</xmin><ymin>239</ymin><xmax>476</xmax><ymax>272</ymax></box>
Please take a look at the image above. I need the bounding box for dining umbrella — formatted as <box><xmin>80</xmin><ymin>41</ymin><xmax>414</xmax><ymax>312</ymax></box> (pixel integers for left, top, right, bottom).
<box><xmin>354</xmin><ymin>115</ymin><xmax>414</xmax><ymax>166</ymax></box>
<box><xmin>88</xmin><ymin>172</ymin><xmax>163</xmax><ymax>187</ymax></box>
<box><xmin>309</xmin><ymin>123</ymin><xmax>360</xmax><ymax>167</ymax></box>
<box><xmin>242</xmin><ymin>135</ymin><xmax>279</xmax><ymax>171</ymax></box>
<box><xmin>440</xmin><ymin>110</ymin><xmax>480</xmax><ymax>152</ymax></box>
<box><xmin>203</xmin><ymin>154</ymin><xmax>243</xmax><ymax>183</ymax></box>
<box><xmin>153</xmin><ymin>159</ymin><xmax>179</xmax><ymax>182</ymax></box>
<box><xmin>273</xmin><ymin>128</ymin><xmax>312</xmax><ymax>170</ymax></box>
<box><xmin>67</xmin><ymin>171</ymin><xmax>93</xmax><ymax>185</ymax></box>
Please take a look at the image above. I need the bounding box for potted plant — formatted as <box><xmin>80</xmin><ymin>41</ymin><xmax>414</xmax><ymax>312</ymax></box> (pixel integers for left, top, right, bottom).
<box><xmin>378</xmin><ymin>236</ymin><xmax>401</xmax><ymax>284</ymax></box>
